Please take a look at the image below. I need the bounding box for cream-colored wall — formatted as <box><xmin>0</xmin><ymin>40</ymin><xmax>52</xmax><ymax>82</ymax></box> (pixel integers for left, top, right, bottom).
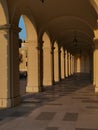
<box><xmin>74</xmin><ymin>52</ymin><xmax>90</xmax><ymax>73</ymax></box>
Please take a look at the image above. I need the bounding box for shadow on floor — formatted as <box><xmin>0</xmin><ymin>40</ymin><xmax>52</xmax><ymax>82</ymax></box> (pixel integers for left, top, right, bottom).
<box><xmin>0</xmin><ymin>73</ymin><xmax>92</xmax><ymax>122</ymax></box>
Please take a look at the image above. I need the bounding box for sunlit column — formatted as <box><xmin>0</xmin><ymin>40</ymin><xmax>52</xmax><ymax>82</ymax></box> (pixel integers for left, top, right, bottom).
<box><xmin>70</xmin><ymin>54</ymin><xmax>72</xmax><ymax>75</ymax></box>
<box><xmin>61</xmin><ymin>47</ymin><xmax>65</xmax><ymax>79</ymax></box>
<box><xmin>0</xmin><ymin>24</ymin><xmax>21</xmax><ymax>108</ymax></box>
<box><xmin>93</xmin><ymin>49</ymin><xmax>96</xmax><ymax>86</ymax></box>
<box><xmin>26</xmin><ymin>39</ymin><xmax>39</xmax><ymax>92</ymax></box>
<box><xmin>54</xmin><ymin>43</ymin><xmax>59</xmax><ymax>82</ymax></box>
<box><xmin>94</xmin><ymin>27</ymin><xmax>98</xmax><ymax>92</ymax></box>
<box><xmin>43</xmin><ymin>43</ymin><xmax>52</xmax><ymax>86</ymax></box>
<box><xmin>64</xmin><ymin>51</ymin><xmax>66</xmax><ymax>78</ymax></box>
<box><xmin>68</xmin><ymin>52</ymin><xmax>71</xmax><ymax>76</ymax></box>
<box><xmin>65</xmin><ymin>50</ymin><xmax>68</xmax><ymax>77</ymax></box>
<box><xmin>51</xmin><ymin>44</ymin><xmax>55</xmax><ymax>85</ymax></box>
<box><xmin>93</xmin><ymin>41</ymin><xmax>98</xmax><ymax>92</ymax></box>
<box><xmin>58</xmin><ymin>48</ymin><xmax>61</xmax><ymax>81</ymax></box>
<box><xmin>77</xmin><ymin>56</ymin><xmax>81</xmax><ymax>73</ymax></box>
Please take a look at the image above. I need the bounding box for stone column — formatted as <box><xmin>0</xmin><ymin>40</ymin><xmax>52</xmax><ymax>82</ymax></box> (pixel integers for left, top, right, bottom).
<box><xmin>89</xmin><ymin>51</ymin><xmax>93</xmax><ymax>83</ymax></box>
<box><xmin>61</xmin><ymin>48</ymin><xmax>65</xmax><ymax>79</ymax></box>
<box><xmin>71</xmin><ymin>54</ymin><xmax>73</xmax><ymax>75</ymax></box>
<box><xmin>64</xmin><ymin>51</ymin><xmax>66</xmax><ymax>78</ymax></box>
<box><xmin>51</xmin><ymin>44</ymin><xmax>55</xmax><ymax>85</ymax></box>
<box><xmin>38</xmin><ymin>39</ymin><xmax>44</xmax><ymax>92</ymax></box>
<box><xmin>70</xmin><ymin>54</ymin><xmax>72</xmax><ymax>75</ymax></box>
<box><xmin>65</xmin><ymin>50</ymin><xmax>68</xmax><ymax>77</ymax></box>
<box><xmin>93</xmin><ymin>49</ymin><xmax>96</xmax><ymax>86</ymax></box>
<box><xmin>68</xmin><ymin>52</ymin><xmax>71</xmax><ymax>76</ymax></box>
<box><xmin>26</xmin><ymin>40</ymin><xmax>39</xmax><ymax>92</ymax></box>
<box><xmin>43</xmin><ymin>44</ymin><xmax>52</xmax><ymax>86</ymax></box>
<box><xmin>0</xmin><ymin>24</ymin><xmax>21</xmax><ymax>108</ymax></box>
<box><xmin>71</xmin><ymin>55</ymin><xmax>74</xmax><ymax>75</ymax></box>
<box><xmin>58</xmin><ymin>48</ymin><xmax>61</xmax><ymax>81</ymax></box>
<box><xmin>93</xmin><ymin>41</ymin><xmax>98</xmax><ymax>92</ymax></box>
<box><xmin>54</xmin><ymin>45</ymin><xmax>59</xmax><ymax>82</ymax></box>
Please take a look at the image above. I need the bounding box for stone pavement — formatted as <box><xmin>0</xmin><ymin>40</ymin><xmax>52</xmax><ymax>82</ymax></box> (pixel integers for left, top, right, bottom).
<box><xmin>0</xmin><ymin>74</ymin><xmax>98</xmax><ymax>130</ymax></box>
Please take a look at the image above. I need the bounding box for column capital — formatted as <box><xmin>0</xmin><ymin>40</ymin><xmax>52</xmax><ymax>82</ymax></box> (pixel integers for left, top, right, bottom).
<box><xmin>51</xmin><ymin>45</ymin><xmax>55</xmax><ymax>54</ymax></box>
<box><xmin>37</xmin><ymin>39</ymin><xmax>44</xmax><ymax>51</ymax></box>
<box><xmin>0</xmin><ymin>24</ymin><xmax>21</xmax><ymax>33</ymax></box>
<box><xmin>0</xmin><ymin>24</ymin><xmax>10</xmax><ymax>30</ymax></box>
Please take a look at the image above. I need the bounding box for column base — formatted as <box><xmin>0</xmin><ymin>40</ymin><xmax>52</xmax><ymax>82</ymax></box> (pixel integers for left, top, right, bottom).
<box><xmin>93</xmin><ymin>81</ymin><xmax>95</xmax><ymax>86</ymax></box>
<box><xmin>0</xmin><ymin>96</ymin><xmax>21</xmax><ymax>108</ymax></box>
<box><xmin>95</xmin><ymin>87</ymin><xmax>98</xmax><ymax>93</ymax></box>
<box><xmin>54</xmin><ymin>79</ymin><xmax>59</xmax><ymax>82</ymax></box>
<box><xmin>43</xmin><ymin>80</ymin><xmax>52</xmax><ymax>86</ymax></box>
<box><xmin>26</xmin><ymin>86</ymin><xmax>39</xmax><ymax>93</ymax></box>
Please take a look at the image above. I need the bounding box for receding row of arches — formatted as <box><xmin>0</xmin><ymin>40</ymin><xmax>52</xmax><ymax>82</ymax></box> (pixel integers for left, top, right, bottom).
<box><xmin>18</xmin><ymin>15</ymin><xmax>91</xmax><ymax>95</ymax></box>
<box><xmin>0</xmin><ymin>1</ymin><xmax>92</xmax><ymax>108</ymax></box>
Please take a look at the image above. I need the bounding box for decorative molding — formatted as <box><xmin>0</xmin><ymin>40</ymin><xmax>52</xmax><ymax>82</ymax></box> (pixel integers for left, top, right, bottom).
<box><xmin>0</xmin><ymin>24</ymin><xmax>21</xmax><ymax>32</ymax></box>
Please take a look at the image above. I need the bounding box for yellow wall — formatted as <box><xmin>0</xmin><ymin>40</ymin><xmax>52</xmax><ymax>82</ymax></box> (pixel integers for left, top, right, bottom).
<box><xmin>74</xmin><ymin>52</ymin><xmax>90</xmax><ymax>73</ymax></box>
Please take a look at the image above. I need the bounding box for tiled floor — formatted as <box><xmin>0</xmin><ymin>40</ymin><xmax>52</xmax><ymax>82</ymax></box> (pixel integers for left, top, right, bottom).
<box><xmin>0</xmin><ymin>74</ymin><xmax>98</xmax><ymax>130</ymax></box>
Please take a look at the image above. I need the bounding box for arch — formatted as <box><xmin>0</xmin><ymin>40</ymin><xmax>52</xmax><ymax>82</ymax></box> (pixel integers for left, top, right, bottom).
<box><xmin>18</xmin><ymin>15</ymin><xmax>39</xmax><ymax>93</ymax></box>
<box><xmin>90</xmin><ymin>0</ymin><xmax>98</xmax><ymax>14</ymax></box>
<box><xmin>42</xmin><ymin>32</ymin><xmax>52</xmax><ymax>86</ymax></box>
<box><xmin>22</xmin><ymin>15</ymin><xmax>37</xmax><ymax>41</ymax></box>
<box><xmin>54</xmin><ymin>41</ymin><xmax>59</xmax><ymax>82</ymax></box>
<box><xmin>0</xmin><ymin>0</ymin><xmax>9</xmax><ymax>25</ymax></box>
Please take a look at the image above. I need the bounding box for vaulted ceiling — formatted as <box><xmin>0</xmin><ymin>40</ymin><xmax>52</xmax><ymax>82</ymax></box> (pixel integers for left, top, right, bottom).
<box><xmin>7</xmin><ymin>0</ymin><xmax>98</xmax><ymax>53</ymax></box>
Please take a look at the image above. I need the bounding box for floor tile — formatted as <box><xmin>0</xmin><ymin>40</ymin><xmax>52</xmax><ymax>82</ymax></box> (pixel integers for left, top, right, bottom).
<box><xmin>82</xmin><ymin>100</ymin><xmax>98</xmax><ymax>103</ymax></box>
<box><xmin>36</xmin><ymin>112</ymin><xmax>56</xmax><ymax>120</ymax></box>
<box><xmin>46</xmin><ymin>127</ymin><xmax>59</xmax><ymax>130</ymax></box>
<box><xmin>63</xmin><ymin>112</ymin><xmax>78</xmax><ymax>121</ymax></box>
<box><xmin>76</xmin><ymin>128</ymin><xmax>98</xmax><ymax>130</ymax></box>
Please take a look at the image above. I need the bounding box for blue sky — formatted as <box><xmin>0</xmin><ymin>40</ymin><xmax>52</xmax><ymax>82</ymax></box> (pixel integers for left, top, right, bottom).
<box><xmin>18</xmin><ymin>16</ymin><xmax>26</xmax><ymax>40</ymax></box>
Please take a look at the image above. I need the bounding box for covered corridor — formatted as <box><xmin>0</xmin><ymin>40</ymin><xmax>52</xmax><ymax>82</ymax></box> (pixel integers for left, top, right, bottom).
<box><xmin>0</xmin><ymin>2</ymin><xmax>98</xmax><ymax>130</ymax></box>
<box><xmin>0</xmin><ymin>0</ymin><xmax>98</xmax><ymax>109</ymax></box>
<box><xmin>0</xmin><ymin>74</ymin><xmax>98</xmax><ymax>130</ymax></box>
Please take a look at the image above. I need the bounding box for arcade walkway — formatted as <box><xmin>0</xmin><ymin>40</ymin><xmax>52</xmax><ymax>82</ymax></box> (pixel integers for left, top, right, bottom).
<box><xmin>0</xmin><ymin>74</ymin><xmax>98</xmax><ymax>130</ymax></box>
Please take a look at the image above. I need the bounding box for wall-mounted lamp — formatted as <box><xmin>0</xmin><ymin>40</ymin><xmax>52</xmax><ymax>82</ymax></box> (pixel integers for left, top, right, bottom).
<box><xmin>73</xmin><ymin>37</ymin><xmax>77</xmax><ymax>47</ymax></box>
<box><xmin>73</xmin><ymin>31</ymin><xmax>78</xmax><ymax>47</ymax></box>
<box><xmin>40</xmin><ymin>0</ymin><xmax>45</xmax><ymax>3</ymax></box>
